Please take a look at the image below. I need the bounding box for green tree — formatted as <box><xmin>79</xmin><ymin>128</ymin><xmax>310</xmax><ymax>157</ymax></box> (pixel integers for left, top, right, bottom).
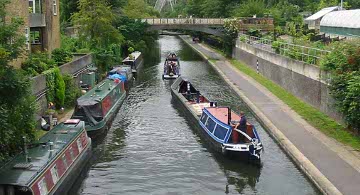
<box><xmin>0</xmin><ymin>0</ymin><xmax>26</xmax><ymax>65</ymax></box>
<box><xmin>0</xmin><ymin>0</ymin><xmax>36</xmax><ymax>162</ymax></box>
<box><xmin>232</xmin><ymin>0</ymin><xmax>267</xmax><ymax>18</ymax></box>
<box><xmin>123</xmin><ymin>0</ymin><xmax>159</xmax><ymax>18</ymax></box>
<box><xmin>72</xmin><ymin>0</ymin><xmax>124</xmax><ymax>72</ymax></box>
<box><xmin>72</xmin><ymin>0</ymin><xmax>123</xmax><ymax>49</ymax></box>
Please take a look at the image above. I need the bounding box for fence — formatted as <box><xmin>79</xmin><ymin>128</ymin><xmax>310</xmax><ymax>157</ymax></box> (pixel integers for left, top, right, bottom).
<box><xmin>238</xmin><ymin>34</ymin><xmax>331</xmax><ymax>65</ymax></box>
<box><xmin>141</xmin><ymin>18</ymin><xmax>225</xmax><ymax>25</ymax></box>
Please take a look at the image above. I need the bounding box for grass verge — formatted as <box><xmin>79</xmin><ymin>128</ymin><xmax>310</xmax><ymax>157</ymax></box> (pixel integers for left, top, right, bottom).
<box><xmin>229</xmin><ymin>59</ymin><xmax>360</xmax><ymax>150</ymax></box>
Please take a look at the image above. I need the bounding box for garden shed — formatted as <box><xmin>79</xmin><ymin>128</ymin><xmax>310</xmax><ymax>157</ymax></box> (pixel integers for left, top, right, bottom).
<box><xmin>305</xmin><ymin>6</ymin><xmax>340</xmax><ymax>30</ymax></box>
<box><xmin>320</xmin><ymin>9</ymin><xmax>360</xmax><ymax>38</ymax></box>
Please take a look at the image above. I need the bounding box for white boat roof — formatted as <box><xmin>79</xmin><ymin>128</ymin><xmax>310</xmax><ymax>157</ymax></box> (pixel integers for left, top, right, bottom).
<box><xmin>305</xmin><ymin>6</ymin><xmax>339</xmax><ymax>21</ymax></box>
<box><xmin>320</xmin><ymin>9</ymin><xmax>360</xmax><ymax>28</ymax></box>
<box><xmin>122</xmin><ymin>51</ymin><xmax>142</xmax><ymax>62</ymax></box>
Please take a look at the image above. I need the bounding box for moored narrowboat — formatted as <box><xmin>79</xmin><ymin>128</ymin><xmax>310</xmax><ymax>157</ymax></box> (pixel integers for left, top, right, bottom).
<box><xmin>122</xmin><ymin>51</ymin><xmax>144</xmax><ymax>73</ymax></box>
<box><xmin>0</xmin><ymin>119</ymin><xmax>91</xmax><ymax>195</ymax></box>
<box><xmin>71</xmin><ymin>78</ymin><xmax>127</xmax><ymax>139</ymax></box>
<box><xmin>108</xmin><ymin>65</ymin><xmax>133</xmax><ymax>90</ymax></box>
<box><xmin>163</xmin><ymin>52</ymin><xmax>180</xmax><ymax>79</ymax></box>
<box><xmin>171</xmin><ymin>77</ymin><xmax>263</xmax><ymax>162</ymax></box>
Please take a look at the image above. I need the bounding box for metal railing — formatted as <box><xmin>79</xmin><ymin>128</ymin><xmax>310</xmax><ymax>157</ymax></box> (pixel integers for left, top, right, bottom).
<box><xmin>141</xmin><ymin>18</ymin><xmax>225</xmax><ymax>25</ymax></box>
<box><xmin>238</xmin><ymin>34</ymin><xmax>331</xmax><ymax>65</ymax></box>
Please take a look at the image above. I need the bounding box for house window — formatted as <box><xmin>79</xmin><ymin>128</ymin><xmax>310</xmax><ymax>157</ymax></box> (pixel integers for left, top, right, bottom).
<box><xmin>50</xmin><ymin>165</ymin><xmax>59</xmax><ymax>184</ymax></box>
<box><xmin>38</xmin><ymin>177</ymin><xmax>48</xmax><ymax>195</ymax></box>
<box><xmin>29</xmin><ymin>0</ymin><xmax>42</xmax><ymax>14</ymax></box>
<box><xmin>53</xmin><ymin>0</ymin><xmax>57</xmax><ymax>15</ymax></box>
<box><xmin>25</xmin><ymin>27</ymin><xmax>30</xmax><ymax>50</ymax></box>
<box><xmin>30</xmin><ymin>29</ymin><xmax>41</xmax><ymax>44</ymax></box>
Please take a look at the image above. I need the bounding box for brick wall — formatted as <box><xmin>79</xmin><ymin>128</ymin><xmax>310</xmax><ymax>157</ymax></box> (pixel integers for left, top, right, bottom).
<box><xmin>43</xmin><ymin>0</ymin><xmax>61</xmax><ymax>53</ymax></box>
<box><xmin>6</xmin><ymin>0</ymin><xmax>30</xmax><ymax>68</ymax></box>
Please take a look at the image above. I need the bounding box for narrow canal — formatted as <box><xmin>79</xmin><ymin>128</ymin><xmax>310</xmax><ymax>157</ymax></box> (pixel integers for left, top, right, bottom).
<box><xmin>74</xmin><ymin>36</ymin><xmax>321</xmax><ymax>194</ymax></box>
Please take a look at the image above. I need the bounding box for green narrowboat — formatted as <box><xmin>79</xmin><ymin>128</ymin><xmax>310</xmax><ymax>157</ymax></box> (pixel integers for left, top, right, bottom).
<box><xmin>71</xmin><ymin>78</ymin><xmax>127</xmax><ymax>139</ymax></box>
<box><xmin>0</xmin><ymin>119</ymin><xmax>91</xmax><ymax>195</ymax></box>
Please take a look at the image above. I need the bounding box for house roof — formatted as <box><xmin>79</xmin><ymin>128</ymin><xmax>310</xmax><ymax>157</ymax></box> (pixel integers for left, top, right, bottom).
<box><xmin>305</xmin><ymin>6</ymin><xmax>340</xmax><ymax>21</ymax></box>
<box><xmin>320</xmin><ymin>9</ymin><xmax>360</xmax><ymax>28</ymax></box>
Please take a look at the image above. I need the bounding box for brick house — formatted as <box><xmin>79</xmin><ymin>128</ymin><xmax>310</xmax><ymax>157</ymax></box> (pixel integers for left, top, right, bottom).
<box><xmin>6</xmin><ymin>0</ymin><xmax>61</xmax><ymax>68</ymax></box>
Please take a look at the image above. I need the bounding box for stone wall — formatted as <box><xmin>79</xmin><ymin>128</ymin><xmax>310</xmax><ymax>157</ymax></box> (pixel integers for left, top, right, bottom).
<box><xmin>232</xmin><ymin>40</ymin><xmax>342</xmax><ymax>123</ymax></box>
<box><xmin>31</xmin><ymin>54</ymin><xmax>93</xmax><ymax>116</ymax></box>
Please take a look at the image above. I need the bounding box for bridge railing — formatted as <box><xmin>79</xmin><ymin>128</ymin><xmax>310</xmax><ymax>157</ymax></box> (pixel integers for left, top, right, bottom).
<box><xmin>141</xmin><ymin>18</ymin><xmax>225</xmax><ymax>25</ymax></box>
<box><xmin>238</xmin><ymin>33</ymin><xmax>330</xmax><ymax>65</ymax></box>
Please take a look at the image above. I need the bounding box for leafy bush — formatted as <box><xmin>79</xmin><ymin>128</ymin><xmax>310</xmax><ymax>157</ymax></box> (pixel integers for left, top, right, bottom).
<box><xmin>63</xmin><ymin>74</ymin><xmax>81</xmax><ymax>107</ymax></box>
<box><xmin>271</xmin><ymin>41</ymin><xmax>281</xmax><ymax>54</ymax></box>
<box><xmin>321</xmin><ymin>41</ymin><xmax>360</xmax><ymax>131</ymax></box>
<box><xmin>0</xmin><ymin>68</ymin><xmax>36</xmax><ymax>163</ymax></box>
<box><xmin>51</xmin><ymin>48</ymin><xmax>73</xmax><ymax>66</ymax></box>
<box><xmin>44</xmin><ymin>68</ymin><xmax>65</xmax><ymax>109</ymax></box>
<box><xmin>21</xmin><ymin>53</ymin><xmax>56</xmax><ymax>76</ymax></box>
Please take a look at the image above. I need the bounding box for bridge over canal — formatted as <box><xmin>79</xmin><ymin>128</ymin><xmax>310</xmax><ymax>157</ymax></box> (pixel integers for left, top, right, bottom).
<box><xmin>141</xmin><ymin>18</ymin><xmax>274</xmax><ymax>36</ymax></box>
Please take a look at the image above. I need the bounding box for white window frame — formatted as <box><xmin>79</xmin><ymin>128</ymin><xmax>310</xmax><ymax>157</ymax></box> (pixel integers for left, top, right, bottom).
<box><xmin>50</xmin><ymin>165</ymin><xmax>59</xmax><ymax>184</ymax></box>
<box><xmin>53</xmin><ymin>0</ymin><xmax>57</xmax><ymax>16</ymax></box>
<box><xmin>62</xmin><ymin>155</ymin><xmax>68</xmax><ymax>168</ymax></box>
<box><xmin>38</xmin><ymin>177</ymin><xmax>48</xmax><ymax>195</ymax></box>
<box><xmin>69</xmin><ymin>146</ymin><xmax>75</xmax><ymax>160</ymax></box>
<box><xmin>25</xmin><ymin>27</ymin><xmax>30</xmax><ymax>50</ymax></box>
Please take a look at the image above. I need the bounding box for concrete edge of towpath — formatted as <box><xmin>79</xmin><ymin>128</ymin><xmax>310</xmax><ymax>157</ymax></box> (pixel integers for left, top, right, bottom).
<box><xmin>179</xmin><ymin>35</ymin><xmax>342</xmax><ymax>195</ymax></box>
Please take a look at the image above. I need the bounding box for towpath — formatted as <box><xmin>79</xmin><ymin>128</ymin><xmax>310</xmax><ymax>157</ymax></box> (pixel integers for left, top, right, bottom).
<box><xmin>179</xmin><ymin>35</ymin><xmax>360</xmax><ymax>195</ymax></box>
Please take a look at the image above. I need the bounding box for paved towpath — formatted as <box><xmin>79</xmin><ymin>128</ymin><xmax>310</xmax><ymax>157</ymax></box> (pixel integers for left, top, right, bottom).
<box><xmin>180</xmin><ymin>36</ymin><xmax>360</xmax><ymax>195</ymax></box>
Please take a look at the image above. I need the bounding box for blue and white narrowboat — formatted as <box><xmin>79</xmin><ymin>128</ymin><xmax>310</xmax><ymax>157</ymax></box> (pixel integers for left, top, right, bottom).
<box><xmin>171</xmin><ymin>77</ymin><xmax>263</xmax><ymax>162</ymax></box>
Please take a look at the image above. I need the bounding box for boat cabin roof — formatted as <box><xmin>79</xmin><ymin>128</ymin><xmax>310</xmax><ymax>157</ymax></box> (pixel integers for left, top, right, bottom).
<box><xmin>77</xmin><ymin>79</ymin><xmax>122</xmax><ymax>106</ymax></box>
<box><xmin>0</xmin><ymin>120</ymin><xmax>85</xmax><ymax>186</ymax></box>
<box><xmin>122</xmin><ymin>51</ymin><xmax>142</xmax><ymax>62</ymax></box>
<box><xmin>205</xmin><ymin>107</ymin><xmax>241</xmax><ymax>125</ymax></box>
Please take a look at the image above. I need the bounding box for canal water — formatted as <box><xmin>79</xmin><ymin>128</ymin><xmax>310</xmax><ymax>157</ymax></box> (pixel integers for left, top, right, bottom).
<box><xmin>74</xmin><ymin>36</ymin><xmax>321</xmax><ymax>194</ymax></box>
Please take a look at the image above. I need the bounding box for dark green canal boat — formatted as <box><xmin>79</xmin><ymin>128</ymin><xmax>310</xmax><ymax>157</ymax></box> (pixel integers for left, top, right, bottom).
<box><xmin>72</xmin><ymin>78</ymin><xmax>127</xmax><ymax>139</ymax></box>
<box><xmin>0</xmin><ymin>119</ymin><xmax>91</xmax><ymax>195</ymax></box>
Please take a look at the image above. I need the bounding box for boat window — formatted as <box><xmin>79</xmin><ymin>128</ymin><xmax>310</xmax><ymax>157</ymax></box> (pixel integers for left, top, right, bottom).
<box><xmin>214</xmin><ymin>125</ymin><xmax>228</xmax><ymax>140</ymax></box>
<box><xmin>62</xmin><ymin>155</ymin><xmax>68</xmax><ymax>169</ymax></box>
<box><xmin>200</xmin><ymin>112</ymin><xmax>208</xmax><ymax>124</ymax></box>
<box><xmin>38</xmin><ymin>177</ymin><xmax>48</xmax><ymax>195</ymax></box>
<box><xmin>123</xmin><ymin>61</ymin><xmax>134</xmax><ymax>66</ymax></box>
<box><xmin>205</xmin><ymin>117</ymin><xmax>216</xmax><ymax>133</ymax></box>
<box><xmin>50</xmin><ymin>165</ymin><xmax>59</xmax><ymax>184</ymax></box>
<box><xmin>77</xmin><ymin>138</ymin><xmax>83</xmax><ymax>152</ymax></box>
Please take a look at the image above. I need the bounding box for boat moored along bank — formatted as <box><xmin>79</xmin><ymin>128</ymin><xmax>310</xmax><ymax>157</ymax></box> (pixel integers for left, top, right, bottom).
<box><xmin>171</xmin><ymin>77</ymin><xmax>263</xmax><ymax>163</ymax></box>
<box><xmin>72</xmin><ymin>78</ymin><xmax>127</xmax><ymax>140</ymax></box>
<box><xmin>0</xmin><ymin>119</ymin><xmax>91</xmax><ymax>195</ymax></box>
<box><xmin>122</xmin><ymin>51</ymin><xmax>144</xmax><ymax>73</ymax></box>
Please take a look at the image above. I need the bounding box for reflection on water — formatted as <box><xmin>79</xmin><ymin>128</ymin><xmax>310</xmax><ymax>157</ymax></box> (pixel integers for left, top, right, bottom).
<box><xmin>74</xmin><ymin>36</ymin><xmax>320</xmax><ymax>195</ymax></box>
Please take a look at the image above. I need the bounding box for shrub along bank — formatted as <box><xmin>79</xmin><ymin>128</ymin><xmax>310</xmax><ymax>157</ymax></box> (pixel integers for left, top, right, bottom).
<box><xmin>321</xmin><ymin>41</ymin><xmax>360</xmax><ymax>132</ymax></box>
